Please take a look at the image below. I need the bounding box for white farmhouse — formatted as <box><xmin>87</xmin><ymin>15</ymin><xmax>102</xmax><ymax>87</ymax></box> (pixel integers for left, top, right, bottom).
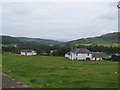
<box><xmin>65</xmin><ymin>52</ymin><xmax>71</xmax><ymax>59</ymax></box>
<box><xmin>20</xmin><ymin>49</ymin><xmax>37</xmax><ymax>56</ymax></box>
<box><xmin>65</xmin><ymin>48</ymin><xmax>92</xmax><ymax>60</ymax></box>
<box><xmin>65</xmin><ymin>48</ymin><xmax>107</xmax><ymax>60</ymax></box>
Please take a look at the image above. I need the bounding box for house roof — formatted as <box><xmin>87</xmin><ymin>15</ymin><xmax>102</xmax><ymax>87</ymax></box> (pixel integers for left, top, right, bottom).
<box><xmin>112</xmin><ymin>53</ymin><xmax>120</xmax><ymax>56</ymax></box>
<box><xmin>66</xmin><ymin>51</ymin><xmax>71</xmax><ymax>55</ymax></box>
<box><xmin>20</xmin><ymin>49</ymin><xmax>36</xmax><ymax>53</ymax></box>
<box><xmin>92</xmin><ymin>52</ymin><xmax>108</xmax><ymax>58</ymax></box>
<box><xmin>71</xmin><ymin>48</ymin><xmax>91</xmax><ymax>54</ymax></box>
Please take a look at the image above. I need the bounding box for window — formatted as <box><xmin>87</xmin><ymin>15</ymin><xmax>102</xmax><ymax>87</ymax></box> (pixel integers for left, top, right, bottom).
<box><xmin>88</xmin><ymin>53</ymin><xmax>89</xmax><ymax>56</ymax></box>
<box><xmin>76</xmin><ymin>53</ymin><xmax>78</xmax><ymax>56</ymax></box>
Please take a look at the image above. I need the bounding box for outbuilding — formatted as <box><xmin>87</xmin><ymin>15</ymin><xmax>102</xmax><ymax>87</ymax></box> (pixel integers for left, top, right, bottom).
<box><xmin>20</xmin><ymin>49</ymin><xmax>37</xmax><ymax>56</ymax></box>
<box><xmin>91</xmin><ymin>52</ymin><xmax>108</xmax><ymax>60</ymax></box>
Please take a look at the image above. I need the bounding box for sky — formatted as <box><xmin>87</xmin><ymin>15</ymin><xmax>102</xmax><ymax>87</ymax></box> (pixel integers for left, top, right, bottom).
<box><xmin>1</xmin><ymin>0</ymin><xmax>119</xmax><ymax>41</ymax></box>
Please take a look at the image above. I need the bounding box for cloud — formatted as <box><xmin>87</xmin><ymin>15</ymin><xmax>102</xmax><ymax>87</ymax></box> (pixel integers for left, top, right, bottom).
<box><xmin>2</xmin><ymin>2</ymin><xmax>118</xmax><ymax>41</ymax></box>
<box><xmin>1</xmin><ymin>0</ymin><xmax>120</xmax><ymax>2</ymax></box>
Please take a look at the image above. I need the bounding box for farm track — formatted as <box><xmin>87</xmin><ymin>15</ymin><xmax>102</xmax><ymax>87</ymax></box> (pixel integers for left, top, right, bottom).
<box><xmin>2</xmin><ymin>73</ymin><xmax>28</xmax><ymax>89</ymax></box>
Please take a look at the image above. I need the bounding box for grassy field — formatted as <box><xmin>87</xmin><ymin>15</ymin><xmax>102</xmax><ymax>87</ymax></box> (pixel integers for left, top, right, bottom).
<box><xmin>74</xmin><ymin>43</ymin><xmax>119</xmax><ymax>47</ymax></box>
<box><xmin>2</xmin><ymin>53</ymin><xmax>118</xmax><ymax>88</ymax></box>
<box><xmin>0</xmin><ymin>54</ymin><xmax>2</xmax><ymax>70</ymax></box>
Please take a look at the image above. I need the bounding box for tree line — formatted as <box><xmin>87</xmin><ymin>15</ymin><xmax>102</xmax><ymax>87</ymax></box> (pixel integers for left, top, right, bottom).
<box><xmin>2</xmin><ymin>42</ymin><xmax>120</xmax><ymax>56</ymax></box>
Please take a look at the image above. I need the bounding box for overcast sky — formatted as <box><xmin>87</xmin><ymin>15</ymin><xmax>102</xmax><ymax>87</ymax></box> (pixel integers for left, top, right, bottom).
<box><xmin>1</xmin><ymin>1</ymin><xmax>118</xmax><ymax>41</ymax></box>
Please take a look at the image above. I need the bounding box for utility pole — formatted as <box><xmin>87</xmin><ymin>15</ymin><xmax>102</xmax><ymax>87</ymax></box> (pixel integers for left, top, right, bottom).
<box><xmin>118</xmin><ymin>1</ymin><xmax>120</xmax><ymax>47</ymax></box>
<box><xmin>117</xmin><ymin>1</ymin><xmax>120</xmax><ymax>28</ymax></box>
<box><xmin>117</xmin><ymin>1</ymin><xmax>120</xmax><ymax>8</ymax></box>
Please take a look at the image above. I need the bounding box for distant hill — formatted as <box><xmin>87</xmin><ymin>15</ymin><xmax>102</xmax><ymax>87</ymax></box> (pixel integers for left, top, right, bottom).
<box><xmin>63</xmin><ymin>32</ymin><xmax>119</xmax><ymax>47</ymax></box>
<box><xmin>1</xmin><ymin>36</ymin><xmax>21</xmax><ymax>44</ymax></box>
<box><xmin>1</xmin><ymin>36</ymin><xmax>63</xmax><ymax>45</ymax></box>
<box><xmin>1</xmin><ymin>32</ymin><xmax>119</xmax><ymax>47</ymax></box>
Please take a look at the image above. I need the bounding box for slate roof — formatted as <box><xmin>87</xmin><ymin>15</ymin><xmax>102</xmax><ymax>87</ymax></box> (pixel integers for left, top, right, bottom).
<box><xmin>92</xmin><ymin>52</ymin><xmax>108</xmax><ymax>58</ymax></box>
<box><xmin>66</xmin><ymin>51</ymin><xmax>71</xmax><ymax>55</ymax></box>
<box><xmin>20</xmin><ymin>49</ymin><xmax>36</xmax><ymax>53</ymax></box>
<box><xmin>114</xmin><ymin>53</ymin><xmax>120</xmax><ymax>56</ymax></box>
<box><xmin>71</xmin><ymin>48</ymin><xmax>91</xmax><ymax>54</ymax></box>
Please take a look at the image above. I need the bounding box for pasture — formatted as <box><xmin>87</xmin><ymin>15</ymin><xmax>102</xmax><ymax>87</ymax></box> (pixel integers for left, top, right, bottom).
<box><xmin>2</xmin><ymin>53</ymin><xmax>118</xmax><ymax>88</ymax></box>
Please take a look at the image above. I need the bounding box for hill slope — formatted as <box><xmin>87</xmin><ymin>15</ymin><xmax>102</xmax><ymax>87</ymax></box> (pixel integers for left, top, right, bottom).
<box><xmin>1</xmin><ymin>36</ymin><xmax>21</xmax><ymax>44</ymax></box>
<box><xmin>1</xmin><ymin>32</ymin><xmax>119</xmax><ymax>46</ymax></box>
<box><xmin>63</xmin><ymin>32</ymin><xmax>119</xmax><ymax>46</ymax></box>
<box><xmin>1</xmin><ymin>36</ymin><xmax>62</xmax><ymax>45</ymax></box>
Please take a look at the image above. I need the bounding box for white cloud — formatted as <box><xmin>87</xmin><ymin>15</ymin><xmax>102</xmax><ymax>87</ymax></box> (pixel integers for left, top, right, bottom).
<box><xmin>2</xmin><ymin>2</ymin><xmax>118</xmax><ymax>41</ymax></box>
<box><xmin>1</xmin><ymin>0</ymin><xmax>120</xmax><ymax>2</ymax></box>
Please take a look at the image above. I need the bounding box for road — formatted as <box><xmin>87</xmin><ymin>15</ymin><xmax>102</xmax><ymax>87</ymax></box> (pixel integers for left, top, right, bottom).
<box><xmin>2</xmin><ymin>74</ymin><xmax>28</xmax><ymax>89</ymax></box>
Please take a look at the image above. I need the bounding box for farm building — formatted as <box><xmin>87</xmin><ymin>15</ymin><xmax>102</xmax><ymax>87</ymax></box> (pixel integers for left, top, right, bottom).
<box><xmin>111</xmin><ymin>53</ymin><xmax>120</xmax><ymax>61</ymax></box>
<box><xmin>41</xmin><ymin>52</ymin><xmax>49</xmax><ymax>56</ymax></box>
<box><xmin>65</xmin><ymin>48</ymin><xmax>108</xmax><ymax>60</ymax></box>
<box><xmin>50</xmin><ymin>50</ymin><xmax>57</xmax><ymax>55</ymax></box>
<box><xmin>20</xmin><ymin>49</ymin><xmax>37</xmax><ymax>56</ymax></box>
<box><xmin>91</xmin><ymin>52</ymin><xmax>108</xmax><ymax>60</ymax></box>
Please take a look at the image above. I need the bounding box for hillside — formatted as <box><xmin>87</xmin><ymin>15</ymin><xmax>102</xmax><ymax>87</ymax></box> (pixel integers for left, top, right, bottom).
<box><xmin>1</xmin><ymin>36</ymin><xmax>62</xmax><ymax>45</ymax></box>
<box><xmin>1</xmin><ymin>32</ymin><xmax>119</xmax><ymax>47</ymax></box>
<box><xmin>63</xmin><ymin>32</ymin><xmax>119</xmax><ymax>47</ymax></box>
<box><xmin>1</xmin><ymin>36</ymin><xmax>21</xmax><ymax>44</ymax></box>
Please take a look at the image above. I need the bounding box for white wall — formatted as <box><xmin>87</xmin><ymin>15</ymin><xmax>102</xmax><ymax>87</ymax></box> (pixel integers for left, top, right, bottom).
<box><xmin>21</xmin><ymin>51</ymin><xmax>37</xmax><ymax>56</ymax></box>
<box><xmin>65</xmin><ymin>54</ymin><xmax>72</xmax><ymax>60</ymax></box>
<box><xmin>92</xmin><ymin>58</ymin><xmax>102</xmax><ymax>60</ymax></box>
<box><xmin>65</xmin><ymin>52</ymin><xmax>93</xmax><ymax>60</ymax></box>
<box><xmin>65</xmin><ymin>54</ymin><xmax>70</xmax><ymax>58</ymax></box>
<box><xmin>86</xmin><ymin>54</ymin><xmax>92</xmax><ymax>59</ymax></box>
<box><xmin>71</xmin><ymin>52</ymin><xmax>76</xmax><ymax>60</ymax></box>
<box><xmin>77</xmin><ymin>53</ymin><xmax>92</xmax><ymax>60</ymax></box>
<box><xmin>21</xmin><ymin>52</ymin><xmax>26</xmax><ymax>55</ymax></box>
<box><xmin>31</xmin><ymin>51</ymin><xmax>37</xmax><ymax>55</ymax></box>
<box><xmin>27</xmin><ymin>52</ymin><xmax>32</xmax><ymax>56</ymax></box>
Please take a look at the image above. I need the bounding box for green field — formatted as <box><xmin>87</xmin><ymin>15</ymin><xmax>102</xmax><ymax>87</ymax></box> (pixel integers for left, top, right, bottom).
<box><xmin>74</xmin><ymin>43</ymin><xmax>119</xmax><ymax>47</ymax></box>
<box><xmin>2</xmin><ymin>53</ymin><xmax>118</xmax><ymax>88</ymax></box>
